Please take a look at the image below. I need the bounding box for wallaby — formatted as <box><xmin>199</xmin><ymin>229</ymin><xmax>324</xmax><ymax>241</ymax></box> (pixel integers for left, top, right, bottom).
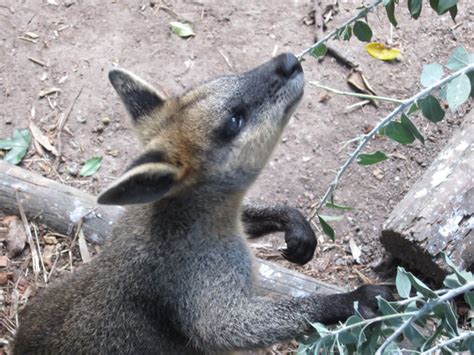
<box><xmin>14</xmin><ymin>53</ymin><xmax>390</xmax><ymax>354</ymax></box>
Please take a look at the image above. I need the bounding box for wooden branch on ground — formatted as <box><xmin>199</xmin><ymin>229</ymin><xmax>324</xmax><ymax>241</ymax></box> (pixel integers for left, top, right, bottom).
<box><xmin>381</xmin><ymin>113</ymin><xmax>474</xmax><ymax>283</ymax></box>
<box><xmin>0</xmin><ymin>161</ymin><xmax>344</xmax><ymax>296</ymax></box>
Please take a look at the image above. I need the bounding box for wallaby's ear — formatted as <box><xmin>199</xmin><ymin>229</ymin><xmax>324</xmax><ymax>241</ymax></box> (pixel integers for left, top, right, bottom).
<box><xmin>97</xmin><ymin>157</ymin><xmax>182</xmax><ymax>205</ymax></box>
<box><xmin>108</xmin><ymin>68</ymin><xmax>168</xmax><ymax>121</ymax></box>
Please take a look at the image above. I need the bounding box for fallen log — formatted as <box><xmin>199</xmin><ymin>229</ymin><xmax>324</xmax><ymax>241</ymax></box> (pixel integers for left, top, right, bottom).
<box><xmin>0</xmin><ymin>160</ymin><xmax>343</xmax><ymax>296</ymax></box>
<box><xmin>381</xmin><ymin>114</ymin><xmax>474</xmax><ymax>283</ymax></box>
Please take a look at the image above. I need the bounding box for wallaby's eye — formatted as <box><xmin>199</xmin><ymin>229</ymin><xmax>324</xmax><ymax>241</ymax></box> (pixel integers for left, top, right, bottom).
<box><xmin>222</xmin><ymin>114</ymin><xmax>245</xmax><ymax>139</ymax></box>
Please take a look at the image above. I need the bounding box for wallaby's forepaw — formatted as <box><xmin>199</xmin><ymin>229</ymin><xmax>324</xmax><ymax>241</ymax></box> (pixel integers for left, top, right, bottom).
<box><xmin>281</xmin><ymin>208</ymin><xmax>317</xmax><ymax>265</ymax></box>
<box><xmin>350</xmin><ymin>284</ymin><xmax>393</xmax><ymax>319</ymax></box>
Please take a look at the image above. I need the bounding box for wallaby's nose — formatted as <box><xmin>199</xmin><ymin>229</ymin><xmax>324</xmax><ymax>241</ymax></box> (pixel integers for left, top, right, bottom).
<box><xmin>275</xmin><ymin>53</ymin><xmax>302</xmax><ymax>78</ymax></box>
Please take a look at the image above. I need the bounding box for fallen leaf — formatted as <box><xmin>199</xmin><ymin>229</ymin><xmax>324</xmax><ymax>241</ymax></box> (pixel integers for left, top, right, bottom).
<box><xmin>80</xmin><ymin>156</ymin><xmax>103</xmax><ymax>177</ymax></box>
<box><xmin>347</xmin><ymin>71</ymin><xmax>378</xmax><ymax>106</ymax></box>
<box><xmin>349</xmin><ymin>237</ymin><xmax>362</xmax><ymax>264</ymax></box>
<box><xmin>4</xmin><ymin>216</ymin><xmax>26</xmax><ymax>257</ymax></box>
<box><xmin>366</xmin><ymin>42</ymin><xmax>401</xmax><ymax>61</ymax></box>
<box><xmin>43</xmin><ymin>235</ymin><xmax>58</xmax><ymax>245</ymax></box>
<box><xmin>0</xmin><ymin>255</ymin><xmax>8</xmax><ymax>268</ymax></box>
<box><xmin>170</xmin><ymin>21</ymin><xmax>195</xmax><ymax>38</ymax></box>
<box><xmin>29</xmin><ymin>122</ymin><xmax>58</xmax><ymax>156</ymax></box>
<box><xmin>0</xmin><ymin>272</ymin><xmax>12</xmax><ymax>285</ymax></box>
<box><xmin>372</xmin><ymin>167</ymin><xmax>385</xmax><ymax>180</ymax></box>
<box><xmin>42</xmin><ymin>244</ymin><xmax>56</xmax><ymax>269</ymax></box>
<box><xmin>0</xmin><ymin>128</ymin><xmax>32</xmax><ymax>165</ymax></box>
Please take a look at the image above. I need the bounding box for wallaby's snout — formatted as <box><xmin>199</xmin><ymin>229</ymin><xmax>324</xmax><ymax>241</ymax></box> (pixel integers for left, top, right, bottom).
<box><xmin>275</xmin><ymin>53</ymin><xmax>302</xmax><ymax>79</ymax></box>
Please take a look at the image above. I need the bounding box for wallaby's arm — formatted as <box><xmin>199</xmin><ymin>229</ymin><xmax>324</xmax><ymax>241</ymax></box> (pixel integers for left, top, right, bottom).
<box><xmin>177</xmin><ymin>284</ymin><xmax>389</xmax><ymax>351</ymax></box>
<box><xmin>242</xmin><ymin>204</ymin><xmax>316</xmax><ymax>264</ymax></box>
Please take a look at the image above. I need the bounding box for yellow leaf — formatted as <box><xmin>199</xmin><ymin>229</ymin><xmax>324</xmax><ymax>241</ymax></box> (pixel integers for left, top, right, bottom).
<box><xmin>366</xmin><ymin>43</ymin><xmax>401</xmax><ymax>61</ymax></box>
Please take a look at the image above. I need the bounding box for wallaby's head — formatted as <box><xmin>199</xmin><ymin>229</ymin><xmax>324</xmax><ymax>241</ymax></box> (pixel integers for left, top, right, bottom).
<box><xmin>98</xmin><ymin>53</ymin><xmax>304</xmax><ymax>205</ymax></box>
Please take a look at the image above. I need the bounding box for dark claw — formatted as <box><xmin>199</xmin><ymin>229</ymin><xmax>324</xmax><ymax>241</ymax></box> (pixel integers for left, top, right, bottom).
<box><xmin>350</xmin><ymin>285</ymin><xmax>394</xmax><ymax>319</ymax></box>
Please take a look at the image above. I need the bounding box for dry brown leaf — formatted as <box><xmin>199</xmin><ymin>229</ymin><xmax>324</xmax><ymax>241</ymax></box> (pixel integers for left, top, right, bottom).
<box><xmin>42</xmin><ymin>244</ymin><xmax>56</xmax><ymax>269</ymax></box>
<box><xmin>0</xmin><ymin>255</ymin><xmax>8</xmax><ymax>268</ymax></box>
<box><xmin>4</xmin><ymin>216</ymin><xmax>26</xmax><ymax>257</ymax></box>
<box><xmin>0</xmin><ymin>272</ymin><xmax>12</xmax><ymax>286</ymax></box>
<box><xmin>347</xmin><ymin>71</ymin><xmax>377</xmax><ymax>95</ymax></box>
<box><xmin>29</xmin><ymin>122</ymin><xmax>58</xmax><ymax>156</ymax></box>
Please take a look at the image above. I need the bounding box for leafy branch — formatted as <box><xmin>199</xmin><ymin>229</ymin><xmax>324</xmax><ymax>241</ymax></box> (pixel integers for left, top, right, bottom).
<box><xmin>309</xmin><ymin>61</ymin><xmax>474</xmax><ymax>221</ymax></box>
<box><xmin>299</xmin><ymin>255</ymin><xmax>474</xmax><ymax>354</ymax></box>
<box><xmin>296</xmin><ymin>0</ymin><xmax>383</xmax><ymax>60</ymax></box>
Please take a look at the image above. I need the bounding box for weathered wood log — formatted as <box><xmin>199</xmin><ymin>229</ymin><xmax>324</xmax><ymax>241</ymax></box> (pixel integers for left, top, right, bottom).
<box><xmin>381</xmin><ymin>114</ymin><xmax>474</xmax><ymax>283</ymax></box>
<box><xmin>0</xmin><ymin>160</ymin><xmax>343</xmax><ymax>296</ymax></box>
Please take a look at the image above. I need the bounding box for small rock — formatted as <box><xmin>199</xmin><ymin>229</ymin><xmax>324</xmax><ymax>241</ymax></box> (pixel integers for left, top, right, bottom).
<box><xmin>76</xmin><ymin>115</ymin><xmax>87</xmax><ymax>123</ymax></box>
<box><xmin>67</xmin><ymin>163</ymin><xmax>80</xmax><ymax>177</ymax></box>
<box><xmin>101</xmin><ymin>116</ymin><xmax>111</xmax><ymax>125</ymax></box>
<box><xmin>93</xmin><ymin>125</ymin><xmax>104</xmax><ymax>134</ymax></box>
<box><xmin>63</xmin><ymin>0</ymin><xmax>76</xmax><ymax>7</ymax></box>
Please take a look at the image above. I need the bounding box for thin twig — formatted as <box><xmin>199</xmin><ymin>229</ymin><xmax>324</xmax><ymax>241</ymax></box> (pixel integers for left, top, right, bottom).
<box><xmin>375</xmin><ymin>281</ymin><xmax>474</xmax><ymax>355</ymax></box>
<box><xmin>310</xmin><ymin>63</ymin><xmax>474</xmax><ymax>219</ymax></box>
<box><xmin>32</xmin><ymin>224</ymin><xmax>48</xmax><ymax>283</ymax></box>
<box><xmin>309</xmin><ymin>81</ymin><xmax>404</xmax><ymax>104</ymax></box>
<box><xmin>55</xmin><ymin>86</ymin><xmax>83</xmax><ymax>165</ymax></box>
<box><xmin>297</xmin><ymin>0</ymin><xmax>383</xmax><ymax>59</ymax></box>
<box><xmin>15</xmin><ymin>190</ymin><xmax>40</xmax><ymax>280</ymax></box>
<box><xmin>420</xmin><ymin>331</ymin><xmax>474</xmax><ymax>354</ymax></box>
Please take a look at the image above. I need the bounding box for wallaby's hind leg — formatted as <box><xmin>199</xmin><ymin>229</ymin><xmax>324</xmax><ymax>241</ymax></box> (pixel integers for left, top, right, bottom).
<box><xmin>242</xmin><ymin>204</ymin><xmax>316</xmax><ymax>265</ymax></box>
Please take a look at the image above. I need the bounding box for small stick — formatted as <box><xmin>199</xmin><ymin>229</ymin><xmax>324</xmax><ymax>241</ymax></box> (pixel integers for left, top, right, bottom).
<box><xmin>55</xmin><ymin>86</ymin><xmax>83</xmax><ymax>165</ymax></box>
<box><xmin>32</xmin><ymin>224</ymin><xmax>48</xmax><ymax>283</ymax></box>
<box><xmin>15</xmin><ymin>190</ymin><xmax>40</xmax><ymax>280</ymax></box>
<box><xmin>218</xmin><ymin>50</ymin><xmax>234</xmax><ymax>71</ymax></box>
<box><xmin>27</xmin><ymin>57</ymin><xmax>47</xmax><ymax>67</ymax></box>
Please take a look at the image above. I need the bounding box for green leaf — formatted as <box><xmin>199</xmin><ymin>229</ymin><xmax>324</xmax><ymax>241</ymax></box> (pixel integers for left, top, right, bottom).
<box><xmin>467</xmin><ymin>71</ymin><xmax>474</xmax><ymax>98</ymax></box>
<box><xmin>310</xmin><ymin>43</ymin><xmax>328</xmax><ymax>59</ymax></box>
<box><xmin>446</xmin><ymin>46</ymin><xmax>469</xmax><ymax>70</ymax></box>
<box><xmin>403</xmin><ymin>269</ymin><xmax>438</xmax><ymax>298</ymax></box>
<box><xmin>80</xmin><ymin>156</ymin><xmax>103</xmax><ymax>177</ymax></box>
<box><xmin>438</xmin><ymin>0</ymin><xmax>458</xmax><ymax>14</ymax></box>
<box><xmin>325</xmin><ymin>202</ymin><xmax>353</xmax><ymax>211</ymax></box>
<box><xmin>408</xmin><ymin>0</ymin><xmax>423</xmax><ymax>19</ymax></box>
<box><xmin>449</xmin><ymin>5</ymin><xmax>458</xmax><ymax>20</ymax></box>
<box><xmin>357</xmin><ymin>151</ymin><xmax>388</xmax><ymax>165</ymax></box>
<box><xmin>407</xmin><ymin>102</ymin><xmax>419</xmax><ymax>115</ymax></box>
<box><xmin>318</xmin><ymin>215</ymin><xmax>343</xmax><ymax>222</ymax></box>
<box><xmin>439</xmin><ymin>84</ymin><xmax>448</xmax><ymax>100</ymax></box>
<box><xmin>404</xmin><ymin>324</ymin><xmax>427</xmax><ymax>348</ymax></box>
<box><xmin>381</xmin><ymin>121</ymin><xmax>415</xmax><ymax>144</ymax></box>
<box><xmin>401</xmin><ymin>114</ymin><xmax>425</xmax><ymax>144</ymax></box>
<box><xmin>377</xmin><ymin>297</ymin><xmax>402</xmax><ymax>326</ymax></box>
<box><xmin>396</xmin><ymin>267</ymin><xmax>412</xmax><ymax>298</ymax></box>
<box><xmin>338</xmin><ymin>25</ymin><xmax>352</xmax><ymax>41</ymax></box>
<box><xmin>170</xmin><ymin>21</ymin><xmax>195</xmax><ymax>38</ymax></box>
<box><xmin>318</xmin><ymin>215</ymin><xmax>335</xmax><ymax>240</ymax></box>
<box><xmin>465</xmin><ymin>292</ymin><xmax>474</xmax><ymax>309</ymax></box>
<box><xmin>353</xmin><ymin>21</ymin><xmax>372</xmax><ymax>42</ymax></box>
<box><xmin>434</xmin><ymin>303</ymin><xmax>459</xmax><ymax>336</ymax></box>
<box><xmin>446</xmin><ymin>74</ymin><xmax>471</xmax><ymax>112</ymax></box>
<box><xmin>0</xmin><ymin>128</ymin><xmax>32</xmax><ymax>165</ymax></box>
<box><xmin>443</xmin><ymin>273</ymin><xmax>462</xmax><ymax>289</ymax></box>
<box><xmin>442</xmin><ymin>252</ymin><xmax>474</xmax><ymax>284</ymax></box>
<box><xmin>420</xmin><ymin>63</ymin><xmax>444</xmax><ymax>87</ymax></box>
<box><xmin>419</xmin><ymin>95</ymin><xmax>445</xmax><ymax>122</ymax></box>
<box><xmin>384</xmin><ymin>0</ymin><xmax>398</xmax><ymax>27</ymax></box>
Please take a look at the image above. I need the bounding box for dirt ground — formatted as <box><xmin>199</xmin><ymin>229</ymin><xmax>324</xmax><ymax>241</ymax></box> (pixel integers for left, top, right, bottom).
<box><xmin>1</xmin><ymin>0</ymin><xmax>473</xmax><ymax>352</ymax></box>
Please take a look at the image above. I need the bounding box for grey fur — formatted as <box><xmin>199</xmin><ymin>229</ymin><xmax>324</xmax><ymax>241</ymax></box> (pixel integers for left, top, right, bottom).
<box><xmin>14</xmin><ymin>54</ymin><xmax>390</xmax><ymax>354</ymax></box>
